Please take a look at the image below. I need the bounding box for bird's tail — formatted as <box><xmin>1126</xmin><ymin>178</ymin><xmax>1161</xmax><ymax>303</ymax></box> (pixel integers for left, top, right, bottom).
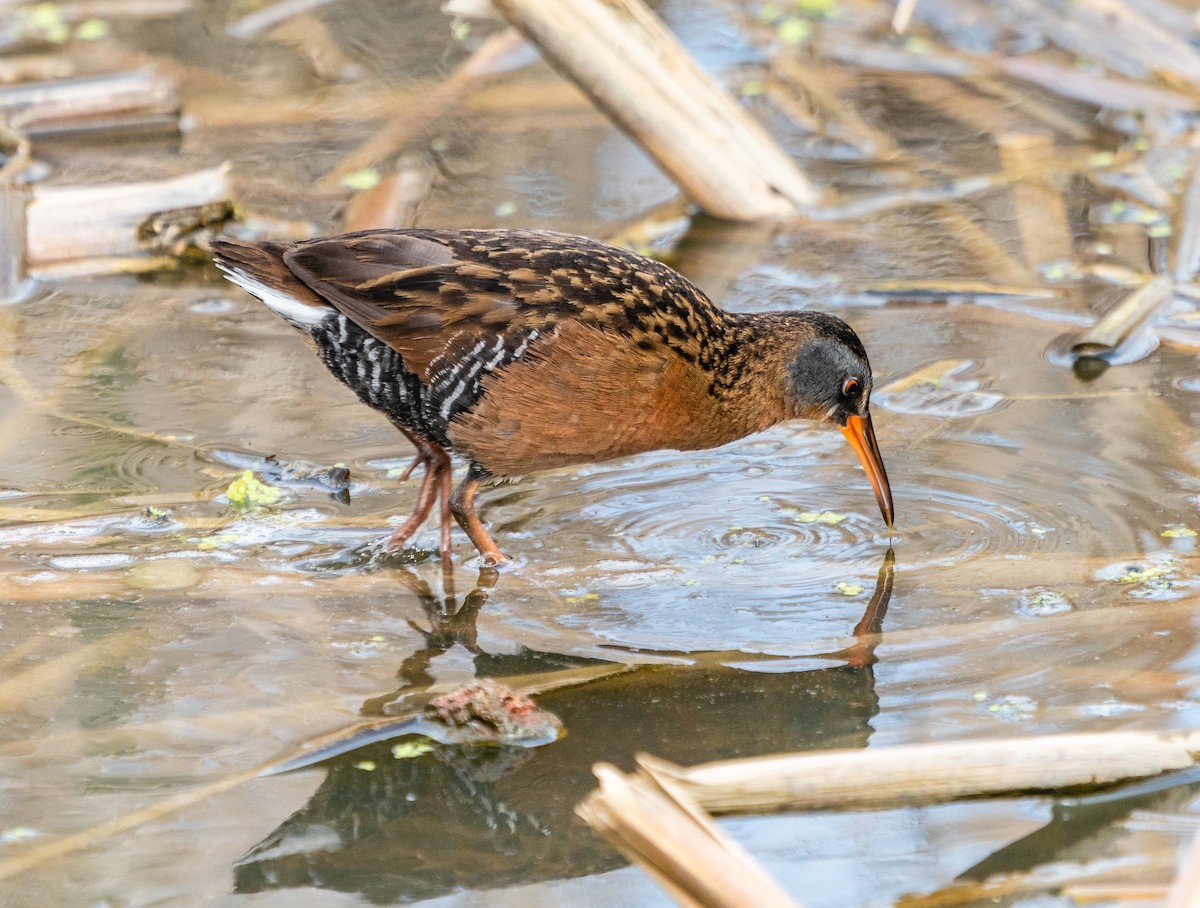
<box><xmin>211</xmin><ymin>238</ymin><xmax>333</xmax><ymax>329</ymax></box>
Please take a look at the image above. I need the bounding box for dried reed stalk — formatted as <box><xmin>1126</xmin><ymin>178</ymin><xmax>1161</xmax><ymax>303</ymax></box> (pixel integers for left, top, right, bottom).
<box><xmin>1174</xmin><ymin>164</ymin><xmax>1200</xmax><ymax>283</ymax></box>
<box><xmin>1167</xmin><ymin>825</ymin><xmax>1200</xmax><ymax>908</ymax></box>
<box><xmin>0</xmin><ymin>69</ymin><xmax>178</xmax><ymax>135</ymax></box>
<box><xmin>891</xmin><ymin>0</ymin><xmax>919</xmax><ymax>33</ymax></box>
<box><xmin>226</xmin><ymin>0</ymin><xmax>339</xmax><ymax>39</ymax></box>
<box><xmin>996</xmin><ymin>57</ymin><xmax>1198</xmax><ymax>113</ymax></box>
<box><xmin>341</xmin><ymin>158</ymin><xmax>434</xmax><ymax>231</ymax></box>
<box><xmin>578</xmin><ymin>764</ymin><xmax>802</xmax><ymax>908</ymax></box>
<box><xmin>829</xmin><ymin>38</ymin><xmax>1196</xmax><ymax>112</ymax></box>
<box><xmin>638</xmin><ymin>730</ymin><xmax>1200</xmax><ymax>814</ymax></box>
<box><xmin>0</xmin><ymin>122</ymin><xmax>30</xmax><ymax>302</ymax></box>
<box><xmin>1070</xmin><ymin>276</ymin><xmax>1173</xmax><ymax>356</ymax></box>
<box><xmin>26</xmin><ymin>164</ymin><xmax>231</xmax><ymax>263</ymax></box>
<box><xmin>1065</xmin><ymin>0</ymin><xmax>1200</xmax><ymax>91</ymax></box>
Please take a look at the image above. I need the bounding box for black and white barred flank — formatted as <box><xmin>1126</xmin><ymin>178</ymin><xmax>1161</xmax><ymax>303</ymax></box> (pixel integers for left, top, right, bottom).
<box><xmin>424</xmin><ymin>328</ymin><xmax>541</xmax><ymax>423</ymax></box>
<box><xmin>288</xmin><ymin>309</ymin><xmax>543</xmax><ymax>447</ymax></box>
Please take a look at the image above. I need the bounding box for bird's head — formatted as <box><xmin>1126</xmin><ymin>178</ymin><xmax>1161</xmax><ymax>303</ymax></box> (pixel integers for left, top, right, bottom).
<box><xmin>784</xmin><ymin>314</ymin><xmax>894</xmax><ymax>528</ymax></box>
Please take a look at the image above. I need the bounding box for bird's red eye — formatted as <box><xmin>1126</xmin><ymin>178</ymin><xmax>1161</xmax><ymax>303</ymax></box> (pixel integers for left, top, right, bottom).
<box><xmin>843</xmin><ymin>378</ymin><xmax>861</xmax><ymax>397</ymax></box>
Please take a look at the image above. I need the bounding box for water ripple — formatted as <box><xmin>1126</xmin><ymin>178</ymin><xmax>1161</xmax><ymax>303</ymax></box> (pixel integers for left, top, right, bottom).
<box><xmin>47</xmin><ymin>422</ymin><xmax>187</xmax><ymax>493</ymax></box>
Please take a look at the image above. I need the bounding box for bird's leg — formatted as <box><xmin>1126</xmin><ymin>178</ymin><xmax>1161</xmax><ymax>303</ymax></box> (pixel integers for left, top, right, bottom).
<box><xmin>449</xmin><ymin>463</ymin><xmax>506</xmax><ymax>565</ymax></box>
<box><xmin>386</xmin><ymin>431</ymin><xmax>451</xmax><ymax>553</ymax></box>
<box><xmin>384</xmin><ymin>463</ymin><xmax>439</xmax><ymax>550</ymax></box>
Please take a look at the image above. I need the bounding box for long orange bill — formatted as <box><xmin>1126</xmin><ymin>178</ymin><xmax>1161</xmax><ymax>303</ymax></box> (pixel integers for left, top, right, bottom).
<box><xmin>839</xmin><ymin>413</ymin><xmax>894</xmax><ymax>528</ymax></box>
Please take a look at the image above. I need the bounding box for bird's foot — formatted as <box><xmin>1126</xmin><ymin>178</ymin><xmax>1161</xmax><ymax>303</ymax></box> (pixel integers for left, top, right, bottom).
<box><xmin>480</xmin><ymin>547</ymin><xmax>507</xmax><ymax>566</ymax></box>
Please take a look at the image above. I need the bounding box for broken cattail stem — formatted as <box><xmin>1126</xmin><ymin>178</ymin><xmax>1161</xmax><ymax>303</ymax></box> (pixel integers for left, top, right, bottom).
<box><xmin>1063</xmin><ymin>0</ymin><xmax>1200</xmax><ymax>92</ymax></box>
<box><xmin>0</xmin><ymin>122</ymin><xmax>30</xmax><ymax>302</ymax></box>
<box><xmin>26</xmin><ymin>164</ymin><xmax>232</xmax><ymax>264</ymax></box>
<box><xmin>266</xmin><ymin>13</ymin><xmax>364</xmax><ymax>82</ymax></box>
<box><xmin>769</xmin><ymin>55</ymin><xmax>903</xmax><ymax>162</ymax></box>
<box><xmin>1070</xmin><ymin>275</ymin><xmax>1173</xmax><ymax>356</ymax></box>
<box><xmin>490</xmin><ymin>0</ymin><xmax>817</xmax><ymax>220</ymax></box>
<box><xmin>891</xmin><ymin>0</ymin><xmax>919</xmax><ymax>33</ymax></box>
<box><xmin>0</xmin><ymin>55</ymin><xmax>77</xmax><ymax>84</ymax></box>
<box><xmin>0</xmin><ymin>69</ymin><xmax>178</xmax><ymax>136</ymax></box>
<box><xmin>1168</xmin><ymin>827</ymin><xmax>1200</xmax><ymax>908</ymax></box>
<box><xmin>1174</xmin><ymin>165</ymin><xmax>1200</xmax><ymax>283</ymax></box>
<box><xmin>636</xmin><ymin>730</ymin><xmax>1200</xmax><ymax>815</ymax></box>
<box><xmin>578</xmin><ymin>764</ymin><xmax>803</xmax><ymax>908</ymax></box>
<box><xmin>996</xmin><ymin>57</ymin><xmax>1198</xmax><ymax>114</ymax></box>
<box><xmin>603</xmin><ymin>197</ymin><xmax>694</xmax><ymax>256</ymax></box>
<box><xmin>822</xmin><ymin>37</ymin><xmax>1198</xmax><ymax>113</ymax></box>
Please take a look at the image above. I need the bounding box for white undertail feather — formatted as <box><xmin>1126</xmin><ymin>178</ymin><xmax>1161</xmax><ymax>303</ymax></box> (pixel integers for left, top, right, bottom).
<box><xmin>215</xmin><ymin>261</ymin><xmax>329</xmax><ymax>327</ymax></box>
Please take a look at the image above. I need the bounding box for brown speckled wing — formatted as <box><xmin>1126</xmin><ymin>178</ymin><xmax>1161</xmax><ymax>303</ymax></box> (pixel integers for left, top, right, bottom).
<box><xmin>283</xmin><ymin>229</ymin><xmax>633</xmax><ymax>379</ymax></box>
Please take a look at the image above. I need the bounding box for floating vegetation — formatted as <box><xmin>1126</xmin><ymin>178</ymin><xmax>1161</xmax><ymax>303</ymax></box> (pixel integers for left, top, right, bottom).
<box><xmin>1096</xmin><ymin>557</ymin><xmax>1187</xmax><ymax>600</ymax></box>
<box><xmin>391</xmin><ymin>740</ymin><xmax>435</xmax><ymax>760</ymax></box>
<box><xmin>796</xmin><ymin>510</ymin><xmax>847</xmax><ymax>524</ymax></box>
<box><xmin>339</xmin><ymin>168</ymin><xmax>381</xmax><ymax>190</ymax></box>
<box><xmin>1111</xmin><ymin>563</ymin><xmax>1173</xmax><ymax>584</ymax></box>
<box><xmin>127</xmin><ymin>506</ymin><xmax>173</xmax><ymax>531</ymax></box>
<box><xmin>225</xmin><ymin>470</ymin><xmax>282</xmax><ymax>511</ymax></box>
<box><xmin>982</xmin><ymin>694</ymin><xmax>1039</xmax><ymax>722</ymax></box>
<box><xmin>1016</xmin><ymin>588</ymin><xmax>1072</xmax><ymax>618</ymax></box>
<box><xmin>425</xmin><ymin>679</ymin><xmax>563</xmax><ymax>745</ymax></box>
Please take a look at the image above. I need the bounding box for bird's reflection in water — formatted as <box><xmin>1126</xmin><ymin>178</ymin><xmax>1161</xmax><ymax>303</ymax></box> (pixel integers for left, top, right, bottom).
<box><xmin>360</xmin><ymin>564</ymin><xmax>606</xmax><ymax>714</ymax></box>
<box><xmin>235</xmin><ymin>550</ymin><xmax>896</xmax><ymax>902</ymax></box>
<box><xmin>364</xmin><ymin>565</ymin><xmax>497</xmax><ymax>705</ymax></box>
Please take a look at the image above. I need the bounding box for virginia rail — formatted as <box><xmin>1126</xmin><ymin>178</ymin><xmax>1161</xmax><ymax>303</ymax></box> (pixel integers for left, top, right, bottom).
<box><xmin>212</xmin><ymin>229</ymin><xmax>893</xmax><ymax>566</ymax></box>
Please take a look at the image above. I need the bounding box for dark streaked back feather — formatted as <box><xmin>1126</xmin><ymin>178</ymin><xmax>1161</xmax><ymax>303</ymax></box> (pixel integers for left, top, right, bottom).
<box><xmin>282</xmin><ymin>228</ymin><xmax>734</xmax><ymax>380</ymax></box>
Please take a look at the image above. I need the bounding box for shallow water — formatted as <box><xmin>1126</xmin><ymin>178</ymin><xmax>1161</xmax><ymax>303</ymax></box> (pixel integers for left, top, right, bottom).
<box><xmin>4</xmin><ymin>0</ymin><xmax>1200</xmax><ymax>905</ymax></box>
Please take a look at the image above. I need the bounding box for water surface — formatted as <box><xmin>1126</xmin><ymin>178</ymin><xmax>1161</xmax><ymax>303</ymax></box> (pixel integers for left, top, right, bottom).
<box><xmin>3</xmin><ymin>1</ymin><xmax>1200</xmax><ymax>905</ymax></box>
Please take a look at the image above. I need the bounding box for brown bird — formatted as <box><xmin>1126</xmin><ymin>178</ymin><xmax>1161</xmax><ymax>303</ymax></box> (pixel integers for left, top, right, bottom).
<box><xmin>212</xmin><ymin>229</ymin><xmax>893</xmax><ymax>567</ymax></box>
